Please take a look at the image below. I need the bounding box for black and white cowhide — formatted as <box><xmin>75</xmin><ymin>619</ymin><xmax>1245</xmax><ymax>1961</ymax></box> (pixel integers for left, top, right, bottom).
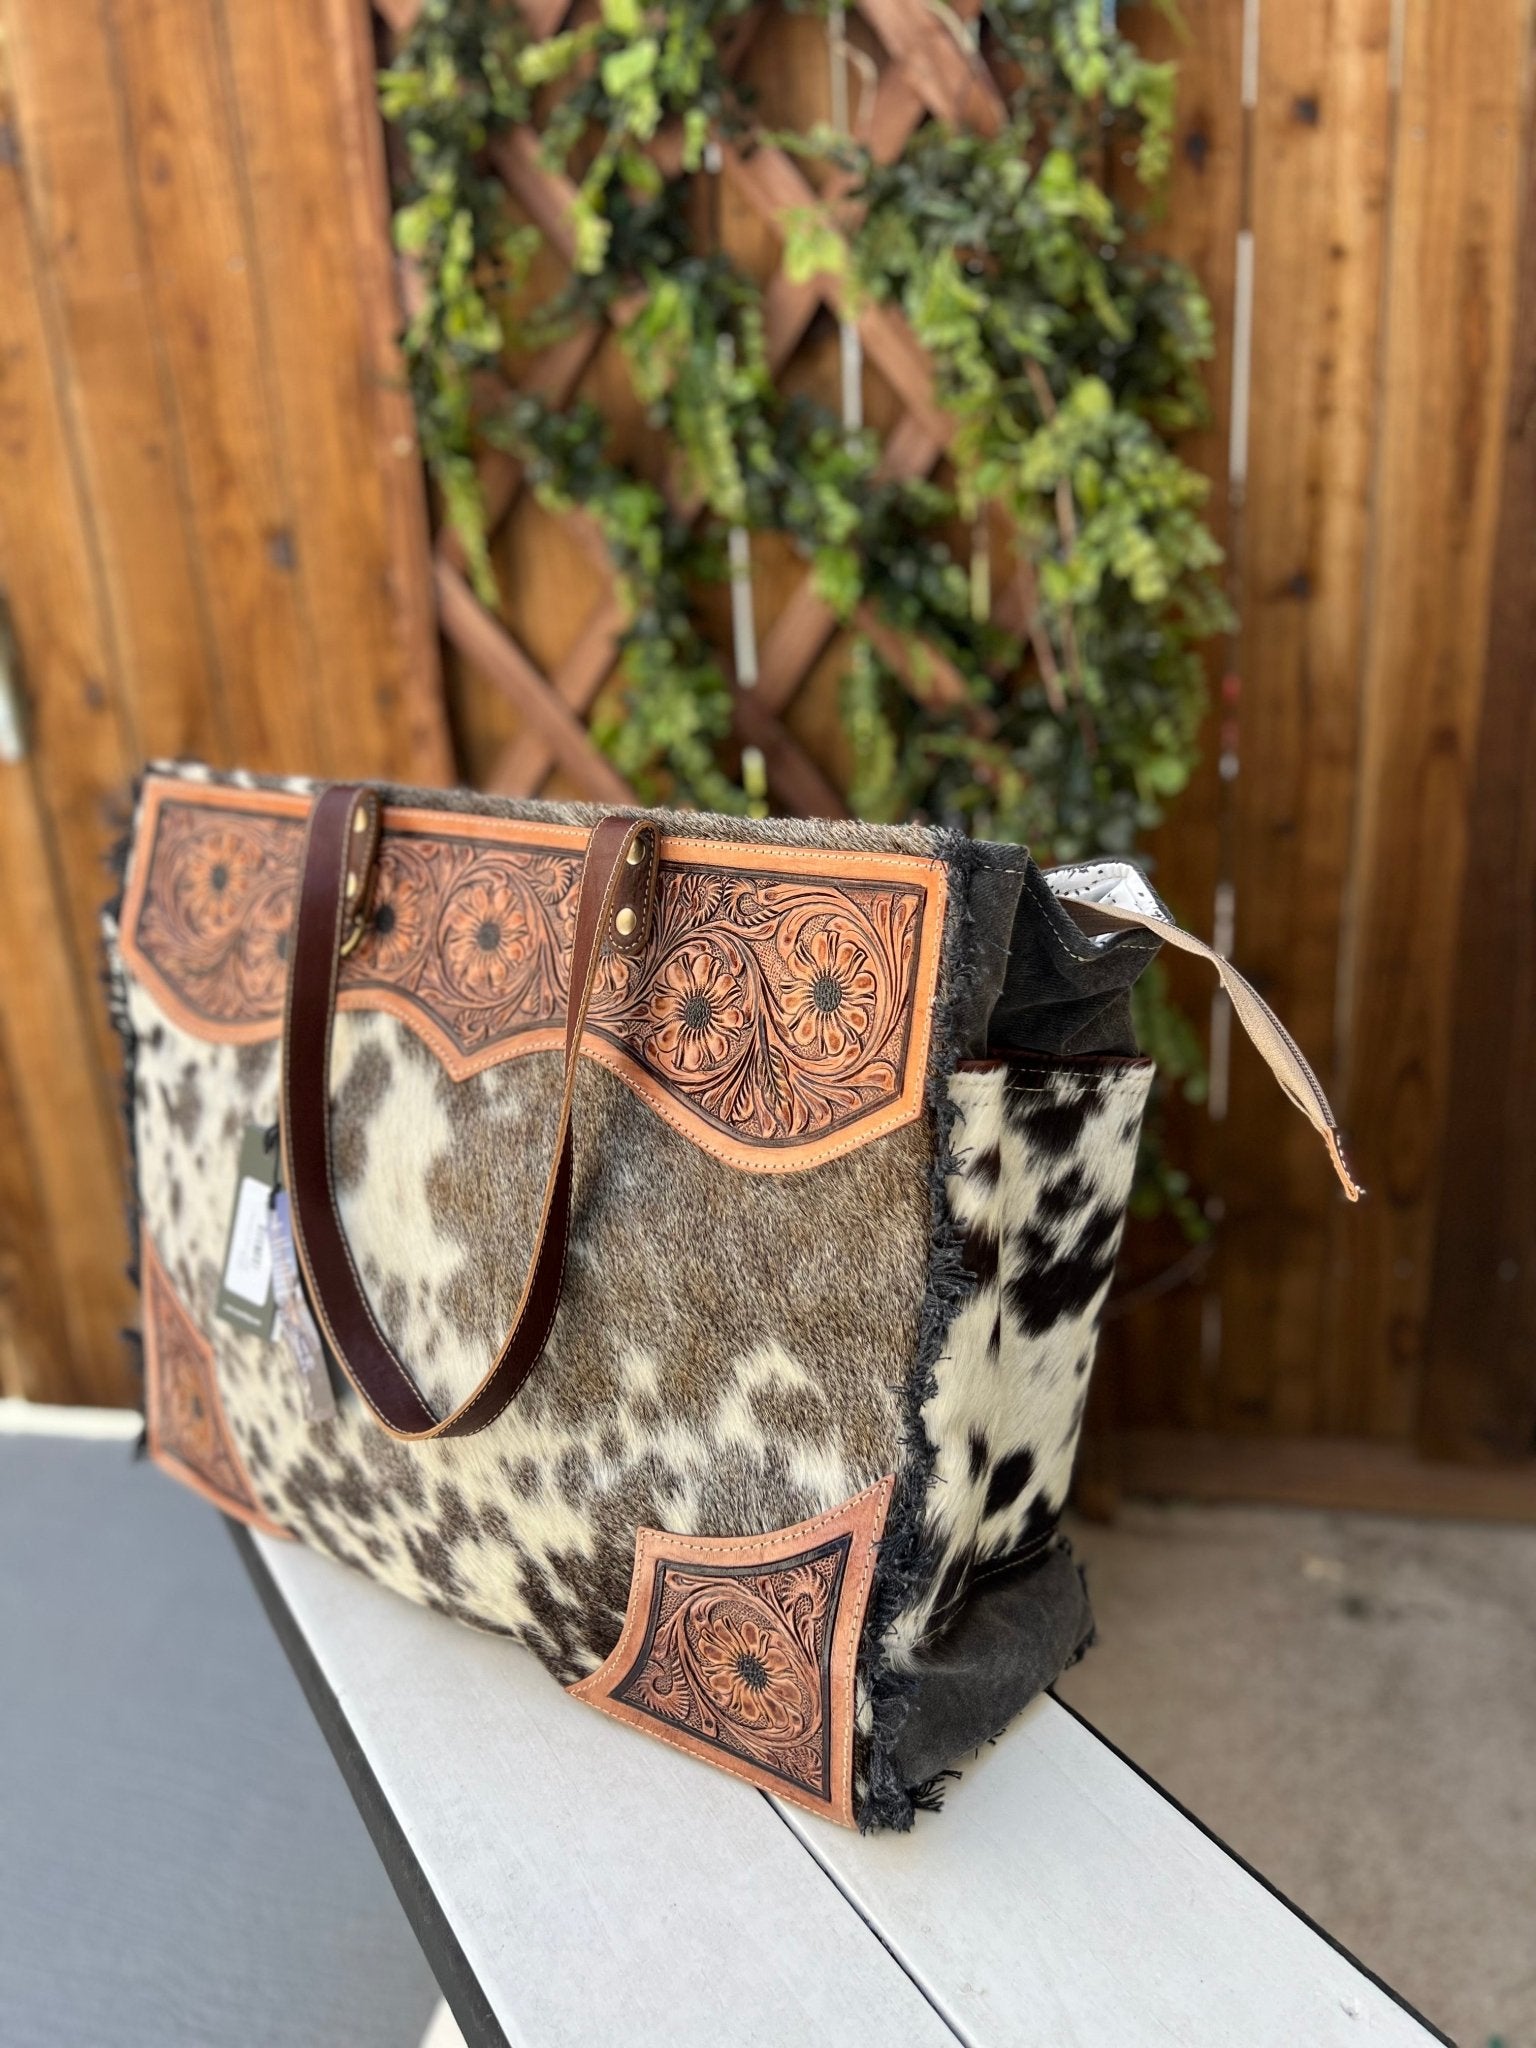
<box><xmin>886</xmin><ymin>1055</ymin><xmax>1153</xmax><ymax>1665</ymax></box>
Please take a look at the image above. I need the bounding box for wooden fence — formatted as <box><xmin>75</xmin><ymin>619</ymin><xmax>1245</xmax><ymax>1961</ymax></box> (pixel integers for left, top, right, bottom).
<box><xmin>0</xmin><ymin>0</ymin><xmax>1531</xmax><ymax>1513</ymax></box>
<box><xmin>0</xmin><ymin>0</ymin><xmax>450</xmax><ymax>1402</ymax></box>
<box><xmin>1101</xmin><ymin>0</ymin><xmax>1536</xmax><ymax>1510</ymax></box>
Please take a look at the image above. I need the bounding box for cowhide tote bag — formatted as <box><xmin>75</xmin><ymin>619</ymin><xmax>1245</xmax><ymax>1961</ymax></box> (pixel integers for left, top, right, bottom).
<box><xmin>105</xmin><ymin>764</ymin><xmax>1356</xmax><ymax>1830</ymax></box>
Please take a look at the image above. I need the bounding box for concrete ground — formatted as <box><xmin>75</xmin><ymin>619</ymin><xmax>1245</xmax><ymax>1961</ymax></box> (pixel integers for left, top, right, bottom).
<box><xmin>1056</xmin><ymin>1502</ymin><xmax>1536</xmax><ymax>2048</ymax></box>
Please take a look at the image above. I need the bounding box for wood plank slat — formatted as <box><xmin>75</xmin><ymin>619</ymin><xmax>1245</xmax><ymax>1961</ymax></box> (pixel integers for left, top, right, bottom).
<box><xmin>0</xmin><ymin>1023</ymin><xmax>72</xmax><ymax>1401</ymax></box>
<box><xmin>777</xmin><ymin>1701</ymin><xmax>1441</xmax><ymax>2046</ymax></box>
<box><xmin>0</xmin><ymin>0</ymin><xmax>228</xmax><ymax>764</ymax></box>
<box><xmin>0</xmin><ymin>0</ymin><xmax>460</xmax><ymax>1406</ymax></box>
<box><xmin>220</xmin><ymin>0</ymin><xmax>448</xmax><ymax>783</ymax></box>
<box><xmin>471</xmin><ymin>520</ymin><xmax>849</xmax><ymax>816</ymax></box>
<box><xmin>732</xmin><ymin>688</ymin><xmax>850</xmax><ymax>818</ymax></box>
<box><xmin>1094</xmin><ymin>0</ymin><xmax>1246</xmax><ymax>1442</ymax></box>
<box><xmin>1216</xmin><ymin>0</ymin><xmax>1396</xmax><ymax>1436</ymax></box>
<box><xmin>514</xmin><ymin>517</ymin><xmax>855</xmax><ymax>819</ymax></box>
<box><xmin>441</xmin><ymin>330</ymin><xmax>614</xmax><ymax>794</ymax></box>
<box><xmin>483</xmin><ymin>593</ymin><xmax>627</xmax><ymax>796</ymax></box>
<box><xmin>0</xmin><ymin>766</ymin><xmax>136</xmax><ymax>1406</ymax></box>
<box><xmin>735</xmin><ymin>408</ymin><xmax>948</xmax><ymax>717</ymax></box>
<box><xmin>103</xmin><ymin>0</ymin><xmax>326</xmax><ymax>774</ymax></box>
<box><xmin>1329</xmin><ymin>0</ymin><xmax>1535</xmax><ymax>1438</ymax></box>
<box><xmin>250</xmin><ymin>1531</ymin><xmax>960</xmax><ymax>2048</ymax></box>
<box><xmin>446</xmin><ymin>327</ymin><xmax>610</xmax><ymax>572</ymax></box>
<box><xmin>493</xmin><ymin>132</ymin><xmax>626</xmax><ymax>305</ymax></box>
<box><xmin>0</xmin><ymin>47</ymin><xmax>140</xmax><ymax>1098</ymax></box>
<box><xmin>1116</xmin><ymin>1427</ymin><xmax>1536</xmax><ymax>1523</ymax></box>
<box><xmin>719</xmin><ymin>143</ymin><xmax>951</xmax><ymax>446</ymax></box>
<box><xmin>1416</xmin><ymin>105</ymin><xmax>1536</xmax><ymax>1464</ymax></box>
<box><xmin>462</xmin><ymin>180</ymin><xmax>878</xmax><ymax>808</ymax></box>
<box><xmin>319</xmin><ymin>0</ymin><xmax>455</xmax><ymax>783</ymax></box>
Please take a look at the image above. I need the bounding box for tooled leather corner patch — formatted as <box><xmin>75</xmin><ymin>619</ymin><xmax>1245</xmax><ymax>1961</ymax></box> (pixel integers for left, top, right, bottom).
<box><xmin>117</xmin><ymin>778</ymin><xmax>947</xmax><ymax>1173</ymax></box>
<box><xmin>568</xmin><ymin>1477</ymin><xmax>894</xmax><ymax>1828</ymax></box>
<box><xmin>141</xmin><ymin>1229</ymin><xmax>283</xmax><ymax>1534</ymax></box>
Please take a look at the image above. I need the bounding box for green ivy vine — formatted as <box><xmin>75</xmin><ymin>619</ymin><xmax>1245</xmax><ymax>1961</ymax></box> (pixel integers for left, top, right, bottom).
<box><xmin>381</xmin><ymin>0</ymin><xmax>1226</xmax><ymax>1226</ymax></box>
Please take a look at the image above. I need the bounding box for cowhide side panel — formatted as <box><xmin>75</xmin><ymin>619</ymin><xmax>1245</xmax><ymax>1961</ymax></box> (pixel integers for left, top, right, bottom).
<box><xmin>883</xmin><ymin>1056</ymin><xmax>1153</xmax><ymax>1667</ymax></box>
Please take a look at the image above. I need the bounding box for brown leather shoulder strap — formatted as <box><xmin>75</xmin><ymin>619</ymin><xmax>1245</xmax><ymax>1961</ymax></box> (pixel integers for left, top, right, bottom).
<box><xmin>281</xmin><ymin>786</ymin><xmax>655</xmax><ymax>1440</ymax></box>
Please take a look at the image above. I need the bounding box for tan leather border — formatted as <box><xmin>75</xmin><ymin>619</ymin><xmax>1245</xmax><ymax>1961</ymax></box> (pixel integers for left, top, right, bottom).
<box><xmin>119</xmin><ymin>776</ymin><xmax>949</xmax><ymax>1174</ymax></box>
<box><xmin>568</xmin><ymin>1476</ymin><xmax>893</xmax><ymax>1828</ymax></box>
<box><xmin>140</xmin><ymin>1225</ymin><xmax>286</xmax><ymax>1536</ymax></box>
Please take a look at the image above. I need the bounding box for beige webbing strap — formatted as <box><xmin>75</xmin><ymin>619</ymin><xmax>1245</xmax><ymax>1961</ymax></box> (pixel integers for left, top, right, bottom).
<box><xmin>1060</xmin><ymin>894</ymin><xmax>1362</xmax><ymax>1202</ymax></box>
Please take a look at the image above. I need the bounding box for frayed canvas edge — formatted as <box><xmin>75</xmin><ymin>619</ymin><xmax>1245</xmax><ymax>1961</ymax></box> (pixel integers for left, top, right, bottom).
<box><xmin>855</xmin><ymin>831</ymin><xmax>990</xmax><ymax>1833</ymax></box>
<box><xmin>1063</xmin><ymin>1546</ymin><xmax>1099</xmax><ymax>1672</ymax></box>
<box><xmin>102</xmin><ymin>773</ymin><xmax>149</xmax><ymax>1451</ymax></box>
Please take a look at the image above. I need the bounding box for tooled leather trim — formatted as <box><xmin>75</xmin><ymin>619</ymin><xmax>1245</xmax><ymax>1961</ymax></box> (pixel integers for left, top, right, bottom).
<box><xmin>568</xmin><ymin>1477</ymin><xmax>893</xmax><ymax>1828</ymax></box>
<box><xmin>118</xmin><ymin>778</ymin><xmax>948</xmax><ymax>1173</ymax></box>
<box><xmin>140</xmin><ymin>1227</ymin><xmax>285</xmax><ymax>1535</ymax></box>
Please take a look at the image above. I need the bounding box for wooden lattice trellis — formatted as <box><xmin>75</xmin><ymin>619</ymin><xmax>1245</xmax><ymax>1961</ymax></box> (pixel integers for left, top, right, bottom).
<box><xmin>377</xmin><ymin>0</ymin><xmax>1036</xmax><ymax>813</ymax></box>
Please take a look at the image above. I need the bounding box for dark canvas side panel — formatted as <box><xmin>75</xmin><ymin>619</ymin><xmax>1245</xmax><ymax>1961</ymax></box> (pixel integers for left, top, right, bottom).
<box><xmin>956</xmin><ymin>850</ymin><xmax>1161</xmax><ymax>1059</ymax></box>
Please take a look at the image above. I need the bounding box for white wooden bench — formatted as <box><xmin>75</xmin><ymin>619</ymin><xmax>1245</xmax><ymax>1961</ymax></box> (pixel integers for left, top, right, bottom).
<box><xmin>236</xmin><ymin>1525</ymin><xmax>1446</xmax><ymax>2048</ymax></box>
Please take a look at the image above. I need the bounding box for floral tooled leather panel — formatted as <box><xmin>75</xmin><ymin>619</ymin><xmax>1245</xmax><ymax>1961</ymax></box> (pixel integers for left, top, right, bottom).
<box><xmin>141</xmin><ymin>1229</ymin><xmax>281</xmax><ymax>1533</ymax></box>
<box><xmin>120</xmin><ymin>778</ymin><xmax>947</xmax><ymax>1171</ymax></box>
<box><xmin>568</xmin><ymin>1478</ymin><xmax>893</xmax><ymax>1827</ymax></box>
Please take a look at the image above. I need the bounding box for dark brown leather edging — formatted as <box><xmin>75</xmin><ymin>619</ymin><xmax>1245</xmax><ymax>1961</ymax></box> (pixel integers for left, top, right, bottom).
<box><xmin>281</xmin><ymin>785</ymin><xmax>655</xmax><ymax>1440</ymax></box>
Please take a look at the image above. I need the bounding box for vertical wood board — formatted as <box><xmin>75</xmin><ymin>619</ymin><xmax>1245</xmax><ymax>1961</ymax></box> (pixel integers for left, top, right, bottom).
<box><xmin>1417</xmin><ymin>99</ymin><xmax>1536</xmax><ymax>1464</ymax></box>
<box><xmin>1101</xmin><ymin>0</ymin><xmax>1245</xmax><ymax>1439</ymax></box>
<box><xmin>1218</xmin><ymin>0</ymin><xmax>1395</xmax><ymax>1434</ymax></box>
<box><xmin>1330</xmin><ymin>0</ymin><xmax>1533</xmax><ymax>1437</ymax></box>
<box><xmin>217</xmin><ymin>0</ymin><xmax>450</xmax><ymax>784</ymax></box>
<box><xmin>0</xmin><ymin>47</ymin><xmax>138</xmax><ymax>1096</ymax></box>
<box><xmin>0</xmin><ymin>0</ymin><xmax>229</xmax><ymax>764</ymax></box>
<box><xmin>103</xmin><ymin>0</ymin><xmax>326</xmax><ymax>773</ymax></box>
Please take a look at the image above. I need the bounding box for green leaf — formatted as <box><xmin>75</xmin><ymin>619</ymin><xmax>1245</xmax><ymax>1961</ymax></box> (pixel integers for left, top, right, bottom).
<box><xmin>570</xmin><ymin>190</ymin><xmax>613</xmax><ymax>275</ymax></box>
<box><xmin>393</xmin><ymin>198</ymin><xmax>438</xmax><ymax>255</ymax></box>
<box><xmin>600</xmin><ymin>35</ymin><xmax>658</xmax><ymax>98</ymax></box>
<box><xmin>682</xmin><ymin>106</ymin><xmax>710</xmax><ymax>171</ymax></box>
<box><xmin>519</xmin><ymin>24</ymin><xmax>599</xmax><ymax>84</ymax></box>
<box><xmin>782</xmin><ymin>210</ymin><xmax>848</xmax><ymax>288</ymax></box>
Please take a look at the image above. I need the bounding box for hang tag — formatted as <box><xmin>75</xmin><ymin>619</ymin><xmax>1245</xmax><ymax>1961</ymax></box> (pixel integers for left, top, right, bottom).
<box><xmin>214</xmin><ymin>1125</ymin><xmax>279</xmax><ymax>1338</ymax></box>
<box><xmin>268</xmin><ymin>1191</ymin><xmax>336</xmax><ymax>1424</ymax></box>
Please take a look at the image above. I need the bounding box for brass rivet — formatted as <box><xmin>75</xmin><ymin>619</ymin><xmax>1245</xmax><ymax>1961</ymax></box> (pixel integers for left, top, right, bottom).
<box><xmin>346</xmin><ymin>872</ymin><xmax>359</xmax><ymax>898</ymax></box>
<box><xmin>615</xmin><ymin>906</ymin><xmax>638</xmax><ymax>938</ymax></box>
<box><xmin>626</xmin><ymin>838</ymin><xmax>645</xmax><ymax>866</ymax></box>
<box><xmin>353</xmin><ymin>810</ymin><xmax>367</xmax><ymax>834</ymax></box>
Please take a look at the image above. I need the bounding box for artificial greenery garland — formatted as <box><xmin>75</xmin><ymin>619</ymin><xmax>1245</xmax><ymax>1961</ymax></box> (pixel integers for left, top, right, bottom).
<box><xmin>382</xmin><ymin>0</ymin><xmax>1224</xmax><ymax>1228</ymax></box>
